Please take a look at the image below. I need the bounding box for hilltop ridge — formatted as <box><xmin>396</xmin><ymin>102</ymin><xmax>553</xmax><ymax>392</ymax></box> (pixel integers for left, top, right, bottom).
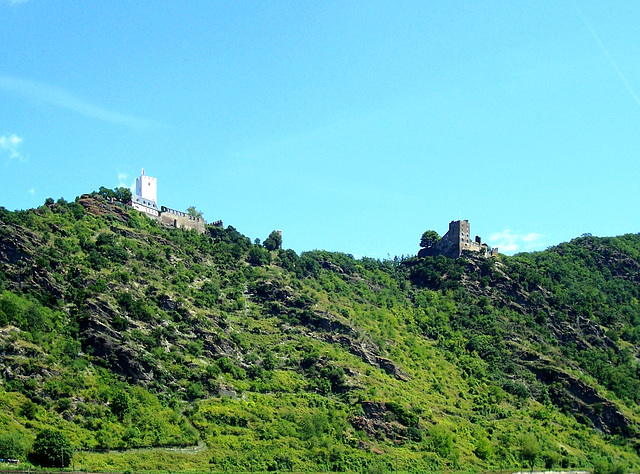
<box><xmin>1</xmin><ymin>194</ymin><xmax>640</xmax><ymax>472</ymax></box>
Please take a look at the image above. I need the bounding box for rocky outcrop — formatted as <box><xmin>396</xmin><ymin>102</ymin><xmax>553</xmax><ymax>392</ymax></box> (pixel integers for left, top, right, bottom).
<box><xmin>528</xmin><ymin>358</ymin><xmax>631</xmax><ymax>435</ymax></box>
<box><xmin>350</xmin><ymin>401</ymin><xmax>417</xmax><ymax>442</ymax></box>
<box><xmin>0</xmin><ymin>228</ymin><xmax>32</xmax><ymax>266</ymax></box>
<box><xmin>251</xmin><ymin>279</ymin><xmax>409</xmax><ymax>381</ymax></box>
<box><xmin>79</xmin><ymin>301</ymin><xmax>156</xmax><ymax>382</ymax></box>
<box><xmin>322</xmin><ymin>333</ymin><xmax>408</xmax><ymax>381</ymax></box>
<box><xmin>351</xmin><ymin>402</ymin><xmax>397</xmax><ymax>439</ymax></box>
<box><xmin>77</xmin><ymin>194</ymin><xmax>130</xmax><ymax>224</ymax></box>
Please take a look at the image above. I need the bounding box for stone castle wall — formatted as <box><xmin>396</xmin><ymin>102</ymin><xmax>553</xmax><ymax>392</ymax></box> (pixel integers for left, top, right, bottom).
<box><xmin>160</xmin><ymin>206</ymin><xmax>205</xmax><ymax>234</ymax></box>
<box><xmin>124</xmin><ymin>171</ymin><xmax>218</xmax><ymax>235</ymax></box>
<box><xmin>419</xmin><ymin>220</ymin><xmax>498</xmax><ymax>259</ymax></box>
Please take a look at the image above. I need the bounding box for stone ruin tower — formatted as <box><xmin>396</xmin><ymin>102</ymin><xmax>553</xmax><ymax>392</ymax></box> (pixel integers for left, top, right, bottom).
<box><xmin>419</xmin><ymin>220</ymin><xmax>498</xmax><ymax>259</ymax></box>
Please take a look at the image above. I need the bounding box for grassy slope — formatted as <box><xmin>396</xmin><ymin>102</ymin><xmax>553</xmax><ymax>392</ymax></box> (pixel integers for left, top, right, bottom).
<box><xmin>0</xmin><ymin>196</ymin><xmax>639</xmax><ymax>472</ymax></box>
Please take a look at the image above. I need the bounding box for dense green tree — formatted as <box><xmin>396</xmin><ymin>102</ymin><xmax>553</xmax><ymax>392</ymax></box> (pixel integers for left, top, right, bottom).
<box><xmin>19</xmin><ymin>400</ymin><xmax>38</xmax><ymax>420</ymax></box>
<box><xmin>97</xmin><ymin>186</ymin><xmax>116</xmax><ymax>200</ymax></box>
<box><xmin>420</xmin><ymin>230</ymin><xmax>440</xmax><ymax>249</ymax></box>
<box><xmin>30</xmin><ymin>429</ymin><xmax>73</xmax><ymax>467</ymax></box>
<box><xmin>248</xmin><ymin>246</ymin><xmax>271</xmax><ymax>266</ymax></box>
<box><xmin>114</xmin><ymin>187</ymin><xmax>132</xmax><ymax>203</ymax></box>
<box><xmin>428</xmin><ymin>426</ymin><xmax>454</xmax><ymax>458</ymax></box>
<box><xmin>263</xmin><ymin>230</ymin><xmax>282</xmax><ymax>251</ymax></box>
<box><xmin>96</xmin><ymin>186</ymin><xmax>131</xmax><ymax>203</ymax></box>
<box><xmin>277</xmin><ymin>248</ymin><xmax>299</xmax><ymax>271</ymax></box>
<box><xmin>475</xmin><ymin>437</ymin><xmax>494</xmax><ymax>461</ymax></box>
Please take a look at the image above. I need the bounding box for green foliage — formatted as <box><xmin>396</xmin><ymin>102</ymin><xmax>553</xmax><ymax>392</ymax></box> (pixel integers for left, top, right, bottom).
<box><xmin>386</xmin><ymin>401</ymin><xmax>418</xmax><ymax>427</ymax></box>
<box><xmin>0</xmin><ymin>431</ymin><xmax>31</xmax><ymax>460</ymax></box>
<box><xmin>186</xmin><ymin>206</ymin><xmax>203</xmax><ymax>219</ymax></box>
<box><xmin>110</xmin><ymin>389</ymin><xmax>132</xmax><ymax>421</ymax></box>
<box><xmin>97</xmin><ymin>186</ymin><xmax>131</xmax><ymax>203</ymax></box>
<box><xmin>30</xmin><ymin>428</ymin><xmax>73</xmax><ymax>467</ymax></box>
<box><xmin>117</xmin><ymin>291</ymin><xmax>154</xmax><ymax>321</ymax></box>
<box><xmin>263</xmin><ymin>230</ymin><xmax>282</xmax><ymax>251</ymax></box>
<box><xmin>2</xmin><ymin>197</ymin><xmax>640</xmax><ymax>472</ymax></box>
<box><xmin>420</xmin><ymin>229</ymin><xmax>440</xmax><ymax>249</ymax></box>
<box><xmin>475</xmin><ymin>436</ymin><xmax>493</xmax><ymax>461</ymax></box>
<box><xmin>520</xmin><ymin>434</ymin><xmax>540</xmax><ymax>468</ymax></box>
<box><xmin>427</xmin><ymin>425</ymin><xmax>455</xmax><ymax>458</ymax></box>
<box><xmin>19</xmin><ymin>400</ymin><xmax>38</xmax><ymax>420</ymax></box>
<box><xmin>115</xmin><ymin>187</ymin><xmax>132</xmax><ymax>203</ymax></box>
<box><xmin>593</xmin><ymin>458</ymin><xmax>627</xmax><ymax>474</ymax></box>
<box><xmin>248</xmin><ymin>245</ymin><xmax>271</xmax><ymax>266</ymax></box>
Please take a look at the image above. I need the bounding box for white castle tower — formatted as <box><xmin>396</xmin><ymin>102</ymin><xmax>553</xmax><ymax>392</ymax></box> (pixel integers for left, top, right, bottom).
<box><xmin>131</xmin><ymin>169</ymin><xmax>160</xmax><ymax>216</ymax></box>
<box><xmin>135</xmin><ymin>168</ymin><xmax>157</xmax><ymax>203</ymax></box>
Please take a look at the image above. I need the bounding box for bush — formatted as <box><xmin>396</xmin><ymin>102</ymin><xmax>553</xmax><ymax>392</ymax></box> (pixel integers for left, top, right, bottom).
<box><xmin>110</xmin><ymin>389</ymin><xmax>132</xmax><ymax>421</ymax></box>
<box><xmin>386</xmin><ymin>401</ymin><xmax>419</xmax><ymax>427</ymax></box>
<box><xmin>0</xmin><ymin>431</ymin><xmax>31</xmax><ymax>460</ymax></box>
<box><xmin>248</xmin><ymin>246</ymin><xmax>271</xmax><ymax>266</ymax></box>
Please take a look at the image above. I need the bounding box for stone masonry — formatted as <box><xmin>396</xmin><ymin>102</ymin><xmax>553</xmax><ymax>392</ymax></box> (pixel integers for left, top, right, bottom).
<box><xmin>418</xmin><ymin>220</ymin><xmax>498</xmax><ymax>259</ymax></box>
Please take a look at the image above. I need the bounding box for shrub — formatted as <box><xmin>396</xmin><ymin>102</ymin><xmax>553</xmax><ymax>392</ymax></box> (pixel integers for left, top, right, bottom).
<box><xmin>110</xmin><ymin>389</ymin><xmax>132</xmax><ymax>421</ymax></box>
<box><xmin>248</xmin><ymin>246</ymin><xmax>271</xmax><ymax>266</ymax></box>
<box><xmin>386</xmin><ymin>401</ymin><xmax>419</xmax><ymax>427</ymax></box>
<box><xmin>0</xmin><ymin>431</ymin><xmax>31</xmax><ymax>460</ymax></box>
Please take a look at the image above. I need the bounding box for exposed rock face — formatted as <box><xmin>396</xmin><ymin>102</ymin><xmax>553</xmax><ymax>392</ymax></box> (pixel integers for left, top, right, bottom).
<box><xmin>322</xmin><ymin>333</ymin><xmax>408</xmax><ymax>381</ymax></box>
<box><xmin>0</xmin><ymin>231</ymin><xmax>31</xmax><ymax>266</ymax></box>
<box><xmin>351</xmin><ymin>402</ymin><xmax>398</xmax><ymax>440</ymax></box>
<box><xmin>77</xmin><ymin>195</ymin><xmax>130</xmax><ymax>224</ymax></box>
<box><xmin>525</xmin><ymin>355</ymin><xmax>631</xmax><ymax>435</ymax></box>
<box><xmin>0</xmin><ymin>223</ymin><xmax>37</xmax><ymax>269</ymax></box>
<box><xmin>80</xmin><ymin>301</ymin><xmax>156</xmax><ymax>382</ymax></box>
<box><xmin>350</xmin><ymin>401</ymin><xmax>419</xmax><ymax>445</ymax></box>
<box><xmin>251</xmin><ymin>279</ymin><xmax>409</xmax><ymax>381</ymax></box>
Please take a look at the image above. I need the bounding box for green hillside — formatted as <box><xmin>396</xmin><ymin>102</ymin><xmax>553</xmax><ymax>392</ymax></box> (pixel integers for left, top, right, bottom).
<box><xmin>1</xmin><ymin>194</ymin><xmax>640</xmax><ymax>473</ymax></box>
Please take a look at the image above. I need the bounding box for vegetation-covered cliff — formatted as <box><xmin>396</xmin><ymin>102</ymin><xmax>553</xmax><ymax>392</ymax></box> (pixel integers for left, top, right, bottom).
<box><xmin>1</xmin><ymin>194</ymin><xmax>640</xmax><ymax>473</ymax></box>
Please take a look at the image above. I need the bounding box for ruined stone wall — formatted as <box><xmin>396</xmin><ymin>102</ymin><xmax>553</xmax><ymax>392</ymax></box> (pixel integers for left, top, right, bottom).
<box><xmin>159</xmin><ymin>207</ymin><xmax>205</xmax><ymax>234</ymax></box>
<box><xmin>433</xmin><ymin>220</ymin><xmax>465</xmax><ymax>258</ymax></box>
<box><xmin>420</xmin><ymin>220</ymin><xmax>498</xmax><ymax>259</ymax></box>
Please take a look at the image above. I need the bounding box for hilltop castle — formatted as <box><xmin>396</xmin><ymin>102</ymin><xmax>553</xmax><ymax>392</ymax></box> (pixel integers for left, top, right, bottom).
<box><xmin>130</xmin><ymin>169</ymin><xmax>221</xmax><ymax>234</ymax></box>
<box><xmin>418</xmin><ymin>220</ymin><xmax>498</xmax><ymax>259</ymax></box>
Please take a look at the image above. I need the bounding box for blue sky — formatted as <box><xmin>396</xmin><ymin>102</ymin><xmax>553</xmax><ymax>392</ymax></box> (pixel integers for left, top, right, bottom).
<box><xmin>1</xmin><ymin>1</ymin><xmax>639</xmax><ymax>259</ymax></box>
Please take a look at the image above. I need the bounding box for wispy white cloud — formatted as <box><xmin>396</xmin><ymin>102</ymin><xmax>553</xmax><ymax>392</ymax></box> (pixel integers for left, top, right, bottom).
<box><xmin>488</xmin><ymin>229</ymin><xmax>544</xmax><ymax>254</ymax></box>
<box><xmin>0</xmin><ymin>76</ymin><xmax>163</xmax><ymax>129</ymax></box>
<box><xmin>0</xmin><ymin>133</ymin><xmax>27</xmax><ymax>161</ymax></box>
<box><xmin>521</xmin><ymin>232</ymin><xmax>544</xmax><ymax>243</ymax></box>
<box><xmin>28</xmin><ymin>188</ymin><xmax>35</xmax><ymax>195</ymax></box>
<box><xmin>118</xmin><ymin>173</ymin><xmax>129</xmax><ymax>187</ymax></box>
<box><xmin>118</xmin><ymin>172</ymin><xmax>138</xmax><ymax>193</ymax></box>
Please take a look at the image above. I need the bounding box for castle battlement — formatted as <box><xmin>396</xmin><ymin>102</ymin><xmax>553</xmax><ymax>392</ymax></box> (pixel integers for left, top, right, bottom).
<box><xmin>161</xmin><ymin>206</ymin><xmax>203</xmax><ymax>220</ymax></box>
